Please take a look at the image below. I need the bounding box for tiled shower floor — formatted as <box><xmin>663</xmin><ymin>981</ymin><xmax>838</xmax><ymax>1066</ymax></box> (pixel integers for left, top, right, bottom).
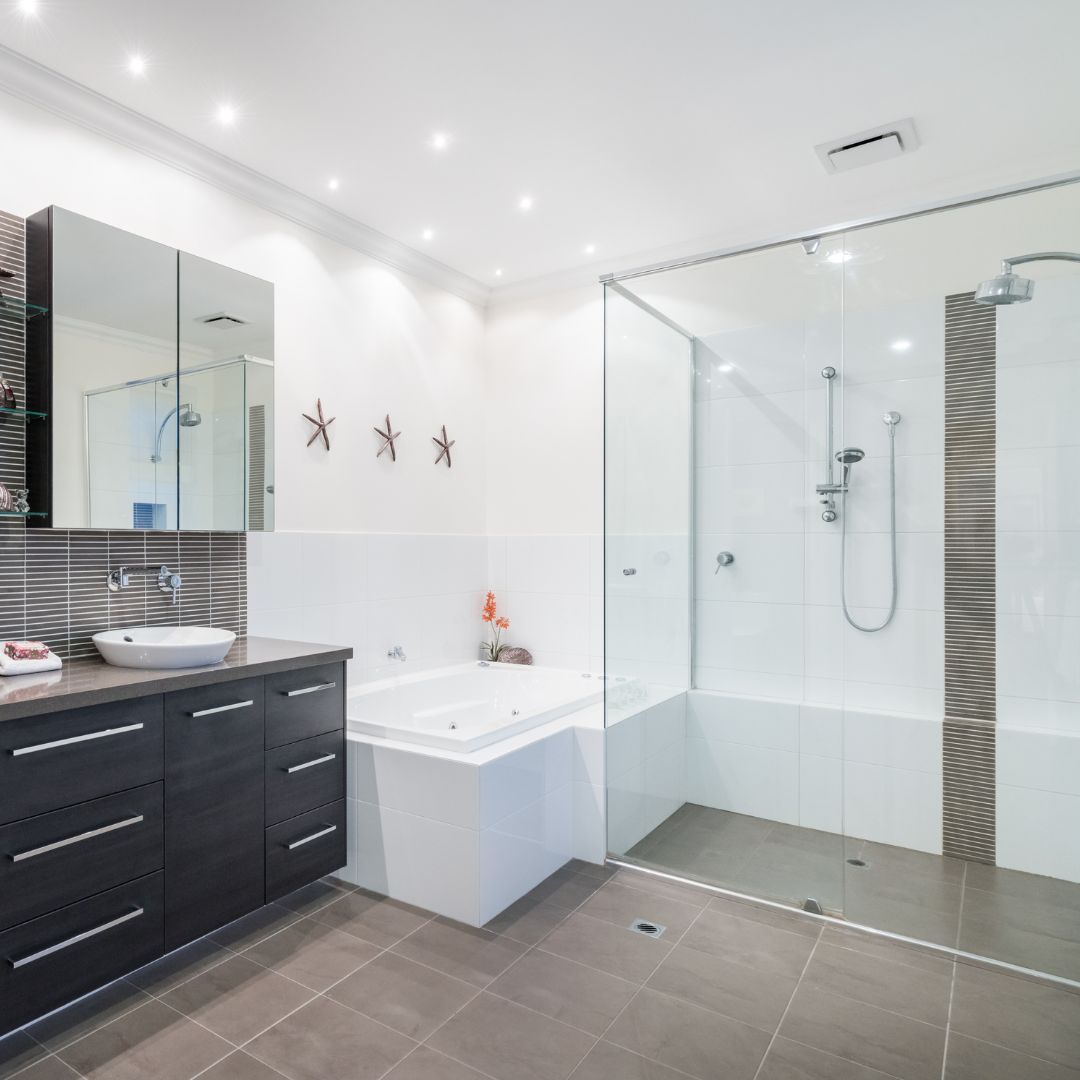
<box><xmin>2</xmin><ymin>864</ymin><xmax>1079</xmax><ymax>1080</ymax></box>
<box><xmin>625</xmin><ymin>802</ymin><xmax>1080</xmax><ymax>983</ymax></box>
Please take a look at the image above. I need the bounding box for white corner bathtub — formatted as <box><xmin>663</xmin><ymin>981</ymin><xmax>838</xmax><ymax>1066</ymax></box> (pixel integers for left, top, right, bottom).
<box><xmin>347</xmin><ymin>661</ymin><xmax>605</xmax><ymax>751</ymax></box>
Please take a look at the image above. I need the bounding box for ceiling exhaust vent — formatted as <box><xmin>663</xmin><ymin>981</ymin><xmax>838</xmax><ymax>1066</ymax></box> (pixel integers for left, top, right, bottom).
<box><xmin>815</xmin><ymin>118</ymin><xmax>919</xmax><ymax>174</ymax></box>
<box><xmin>194</xmin><ymin>310</ymin><xmax>250</xmax><ymax>326</ymax></box>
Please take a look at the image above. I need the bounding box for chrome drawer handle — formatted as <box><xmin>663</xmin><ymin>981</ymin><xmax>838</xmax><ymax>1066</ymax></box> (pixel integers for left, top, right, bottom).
<box><xmin>11</xmin><ymin>722</ymin><xmax>145</xmax><ymax>757</ymax></box>
<box><xmin>283</xmin><ymin>682</ymin><xmax>336</xmax><ymax>698</ymax></box>
<box><xmin>190</xmin><ymin>699</ymin><xmax>254</xmax><ymax>718</ymax></box>
<box><xmin>11</xmin><ymin>815</ymin><xmax>145</xmax><ymax>863</ymax></box>
<box><xmin>285</xmin><ymin>753</ymin><xmax>337</xmax><ymax>774</ymax></box>
<box><xmin>286</xmin><ymin>824</ymin><xmax>337</xmax><ymax>850</ymax></box>
<box><xmin>9</xmin><ymin>907</ymin><xmax>144</xmax><ymax>969</ymax></box>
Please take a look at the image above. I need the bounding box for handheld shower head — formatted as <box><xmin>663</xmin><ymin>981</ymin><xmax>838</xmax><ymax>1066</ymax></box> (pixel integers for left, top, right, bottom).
<box><xmin>835</xmin><ymin>447</ymin><xmax>864</xmax><ymax>487</ymax></box>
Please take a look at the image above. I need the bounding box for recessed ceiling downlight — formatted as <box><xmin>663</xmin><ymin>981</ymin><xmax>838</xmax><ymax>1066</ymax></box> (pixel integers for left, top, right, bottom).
<box><xmin>422</xmin><ymin>228</ymin><xmax>434</xmax><ymax>241</ymax></box>
<box><xmin>430</xmin><ymin>132</ymin><xmax>450</xmax><ymax>151</ymax></box>
<box><xmin>215</xmin><ymin>103</ymin><xmax>238</xmax><ymax>126</ymax></box>
<box><xmin>327</xmin><ymin>177</ymin><xmax>340</xmax><ymax>191</ymax></box>
<box><xmin>16</xmin><ymin>0</ymin><xmax>37</xmax><ymax>15</ymax></box>
<box><xmin>518</xmin><ymin>195</ymin><xmax>534</xmax><ymax>212</ymax></box>
<box><xmin>127</xmin><ymin>54</ymin><xmax>147</xmax><ymax>76</ymax></box>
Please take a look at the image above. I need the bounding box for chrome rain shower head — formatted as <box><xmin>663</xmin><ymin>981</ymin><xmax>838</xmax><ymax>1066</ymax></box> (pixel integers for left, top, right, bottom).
<box><xmin>974</xmin><ymin>271</ymin><xmax>1035</xmax><ymax>306</ymax></box>
<box><xmin>975</xmin><ymin>251</ymin><xmax>1080</xmax><ymax>306</ymax></box>
<box><xmin>835</xmin><ymin>447</ymin><xmax>865</xmax><ymax>465</ymax></box>
<box><xmin>151</xmin><ymin>403</ymin><xmax>202</xmax><ymax>463</ymax></box>
<box><xmin>179</xmin><ymin>407</ymin><xmax>202</xmax><ymax>427</ymax></box>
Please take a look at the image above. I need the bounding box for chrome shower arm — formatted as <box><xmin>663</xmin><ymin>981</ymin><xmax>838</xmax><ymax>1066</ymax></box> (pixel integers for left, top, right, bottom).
<box><xmin>1000</xmin><ymin>251</ymin><xmax>1080</xmax><ymax>274</ymax></box>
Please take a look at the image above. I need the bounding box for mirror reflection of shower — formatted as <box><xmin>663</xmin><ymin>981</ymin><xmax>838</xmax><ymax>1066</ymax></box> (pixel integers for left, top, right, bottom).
<box><xmin>151</xmin><ymin>403</ymin><xmax>202</xmax><ymax>463</ymax></box>
<box><xmin>815</xmin><ymin>364</ymin><xmax>902</xmax><ymax>632</ymax></box>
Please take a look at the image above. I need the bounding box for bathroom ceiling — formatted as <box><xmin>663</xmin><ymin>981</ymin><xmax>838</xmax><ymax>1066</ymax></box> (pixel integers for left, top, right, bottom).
<box><xmin>1</xmin><ymin>0</ymin><xmax>1078</xmax><ymax>294</ymax></box>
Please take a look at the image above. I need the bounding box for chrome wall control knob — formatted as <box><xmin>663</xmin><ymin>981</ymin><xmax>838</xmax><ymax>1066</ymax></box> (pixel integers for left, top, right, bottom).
<box><xmin>714</xmin><ymin>552</ymin><xmax>735</xmax><ymax>573</ymax></box>
<box><xmin>622</xmin><ymin>568</ymin><xmax>637</xmax><ymax>576</ymax></box>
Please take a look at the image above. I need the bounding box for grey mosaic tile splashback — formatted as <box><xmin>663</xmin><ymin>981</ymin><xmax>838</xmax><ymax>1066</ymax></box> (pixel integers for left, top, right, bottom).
<box><xmin>0</xmin><ymin>210</ymin><xmax>246</xmax><ymax>661</ymax></box>
<box><xmin>942</xmin><ymin>291</ymin><xmax>997</xmax><ymax>865</ymax></box>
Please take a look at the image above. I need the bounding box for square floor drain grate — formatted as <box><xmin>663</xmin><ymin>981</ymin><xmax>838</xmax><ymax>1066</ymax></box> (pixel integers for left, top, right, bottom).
<box><xmin>629</xmin><ymin>919</ymin><xmax>667</xmax><ymax>938</ymax></box>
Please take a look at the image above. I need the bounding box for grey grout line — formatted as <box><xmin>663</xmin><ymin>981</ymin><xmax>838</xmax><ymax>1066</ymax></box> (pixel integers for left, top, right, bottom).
<box><xmin>954</xmin><ymin>858</ymin><xmax>968</xmax><ymax>950</ymax></box>
<box><xmin>750</xmin><ymin>925</ymin><xmax>824</xmax><ymax>1080</ymax></box>
<box><xmin>940</xmin><ymin>957</ymin><xmax>958</xmax><ymax>1080</ymax></box>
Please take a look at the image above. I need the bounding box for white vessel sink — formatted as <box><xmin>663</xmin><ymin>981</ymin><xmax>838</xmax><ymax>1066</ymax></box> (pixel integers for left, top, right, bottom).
<box><xmin>93</xmin><ymin>626</ymin><xmax>237</xmax><ymax>669</ymax></box>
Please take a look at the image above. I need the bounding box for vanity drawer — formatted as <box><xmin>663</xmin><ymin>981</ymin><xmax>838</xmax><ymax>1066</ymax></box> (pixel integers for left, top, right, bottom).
<box><xmin>265</xmin><ymin>730</ymin><xmax>345</xmax><ymax>827</ymax></box>
<box><xmin>265</xmin><ymin>662</ymin><xmax>344</xmax><ymax>749</ymax></box>
<box><xmin>0</xmin><ymin>696</ymin><xmax>164</xmax><ymax>825</ymax></box>
<box><xmin>0</xmin><ymin>783</ymin><xmax>163</xmax><ymax>932</ymax></box>
<box><xmin>0</xmin><ymin>871</ymin><xmax>164</xmax><ymax>1037</ymax></box>
<box><xmin>265</xmin><ymin>799</ymin><xmax>346</xmax><ymax>902</ymax></box>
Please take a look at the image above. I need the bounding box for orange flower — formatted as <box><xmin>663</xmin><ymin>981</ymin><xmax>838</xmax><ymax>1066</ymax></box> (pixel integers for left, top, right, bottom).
<box><xmin>482</xmin><ymin>591</ymin><xmax>497</xmax><ymax>623</ymax></box>
<box><xmin>495</xmin><ymin>616</ymin><xmax>510</xmax><ymax>631</ymax></box>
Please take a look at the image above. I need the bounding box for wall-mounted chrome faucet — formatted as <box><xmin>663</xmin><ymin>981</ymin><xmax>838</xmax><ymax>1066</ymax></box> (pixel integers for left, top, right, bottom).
<box><xmin>108</xmin><ymin>564</ymin><xmax>182</xmax><ymax>605</ymax></box>
<box><xmin>387</xmin><ymin>645</ymin><xmax>407</xmax><ymax>662</ymax></box>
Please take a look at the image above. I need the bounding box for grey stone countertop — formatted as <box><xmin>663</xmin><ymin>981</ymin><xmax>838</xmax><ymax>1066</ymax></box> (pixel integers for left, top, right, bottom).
<box><xmin>0</xmin><ymin>637</ymin><xmax>352</xmax><ymax>722</ymax></box>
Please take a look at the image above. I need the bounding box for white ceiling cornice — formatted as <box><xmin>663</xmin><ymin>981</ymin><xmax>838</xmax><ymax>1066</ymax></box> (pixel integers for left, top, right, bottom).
<box><xmin>0</xmin><ymin>44</ymin><xmax>492</xmax><ymax>308</ymax></box>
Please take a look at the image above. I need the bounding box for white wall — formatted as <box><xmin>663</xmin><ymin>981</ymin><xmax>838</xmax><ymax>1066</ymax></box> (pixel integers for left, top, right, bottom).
<box><xmin>0</xmin><ymin>89</ymin><xmax>487</xmax><ymax>537</ymax></box>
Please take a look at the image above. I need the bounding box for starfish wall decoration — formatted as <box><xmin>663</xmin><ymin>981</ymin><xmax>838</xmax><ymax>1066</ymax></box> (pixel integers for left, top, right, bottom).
<box><xmin>302</xmin><ymin>398</ymin><xmax>335</xmax><ymax>450</ymax></box>
<box><xmin>432</xmin><ymin>424</ymin><xmax>455</xmax><ymax>468</ymax></box>
<box><xmin>373</xmin><ymin>414</ymin><xmax>401</xmax><ymax>461</ymax></box>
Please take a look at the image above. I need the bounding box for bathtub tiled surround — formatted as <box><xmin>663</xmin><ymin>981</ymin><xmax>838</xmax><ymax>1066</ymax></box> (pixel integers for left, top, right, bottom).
<box><xmin>344</xmin><ymin>705</ymin><xmax>605</xmax><ymax>925</ymax></box>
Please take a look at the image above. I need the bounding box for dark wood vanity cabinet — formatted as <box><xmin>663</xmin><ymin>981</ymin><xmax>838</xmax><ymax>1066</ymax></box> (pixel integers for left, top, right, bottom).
<box><xmin>0</xmin><ymin>652</ymin><xmax>348</xmax><ymax>1036</ymax></box>
<box><xmin>164</xmin><ymin>677</ymin><xmax>266</xmax><ymax>950</ymax></box>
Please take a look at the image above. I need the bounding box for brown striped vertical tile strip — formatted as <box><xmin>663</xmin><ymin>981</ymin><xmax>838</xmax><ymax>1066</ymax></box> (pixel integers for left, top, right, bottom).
<box><xmin>0</xmin><ymin>209</ymin><xmax>247</xmax><ymax>660</ymax></box>
<box><xmin>943</xmin><ymin>291</ymin><xmax>997</xmax><ymax>864</ymax></box>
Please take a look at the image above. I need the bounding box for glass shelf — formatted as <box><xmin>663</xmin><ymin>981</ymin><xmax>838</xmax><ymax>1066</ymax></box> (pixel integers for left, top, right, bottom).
<box><xmin>0</xmin><ymin>406</ymin><xmax>47</xmax><ymax>421</ymax></box>
<box><xmin>0</xmin><ymin>296</ymin><xmax>48</xmax><ymax>321</ymax></box>
<box><xmin>0</xmin><ymin>511</ymin><xmax>47</xmax><ymax>519</ymax></box>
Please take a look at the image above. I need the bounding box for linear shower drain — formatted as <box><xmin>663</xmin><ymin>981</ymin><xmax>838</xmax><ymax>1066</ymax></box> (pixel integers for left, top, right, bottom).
<box><xmin>629</xmin><ymin>919</ymin><xmax>667</xmax><ymax>939</ymax></box>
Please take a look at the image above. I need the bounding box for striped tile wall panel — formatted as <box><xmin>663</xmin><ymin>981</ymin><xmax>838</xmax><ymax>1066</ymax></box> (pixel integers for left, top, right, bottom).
<box><xmin>0</xmin><ymin>210</ymin><xmax>247</xmax><ymax>660</ymax></box>
<box><xmin>942</xmin><ymin>291</ymin><xmax>997</xmax><ymax>864</ymax></box>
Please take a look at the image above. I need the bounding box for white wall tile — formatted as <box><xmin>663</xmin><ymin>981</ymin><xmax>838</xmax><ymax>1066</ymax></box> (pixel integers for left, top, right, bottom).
<box><xmin>998</xmin><ymin>611</ymin><xmax>1080</xmax><ymax>703</ymax></box>
<box><xmin>506</xmin><ymin>535</ymin><xmax>590</xmax><ymax>597</ymax></box>
<box><xmin>800</xmin><ymin>704</ymin><xmax>843</xmax><ymax>758</ymax></box>
<box><xmin>841</xmin><ymin>376</ymin><xmax>944</xmax><ymax>457</ymax></box>
<box><xmin>479</xmin><ymin>730</ymin><xmax>573</xmax><ymax>829</ymax></box>
<box><xmin>695</xmin><ymin>601</ymin><xmax>804</xmax><ymax>676</ymax></box>
<box><xmin>997</xmin><ymin>531</ymin><xmax>1080</xmax><ymax>618</ymax></box>
<box><xmin>843</xmin><ymin>762</ymin><xmax>941</xmax><ymax>854</ymax></box>
<box><xmin>697</xmin><ymin>321</ymin><xmax>805</xmax><ymax>399</ymax></box>
<box><xmin>997</xmin><ymin>785</ymin><xmax>1080</xmax><ymax>884</ymax></box>
<box><xmin>362</xmin><ymin>745</ymin><xmax>479</xmax><ymax>830</ymax></box>
<box><xmin>704</xmin><ymin>390</ymin><xmax>807</xmax><ymax>467</ymax></box>
<box><xmin>996</xmin><ymin>277</ymin><xmax>1080</xmax><ymax>370</ymax></box>
<box><xmin>998</xmin><ymin>446</ymin><xmax>1080</xmax><ymax>532</ymax></box>
<box><xmin>998</xmin><ymin>727</ymin><xmax>1080</xmax><ymax>796</ymax></box>
<box><xmin>697</xmin><ymin>462</ymin><xmax>805</xmax><ymax>534</ymax></box>
<box><xmin>695</xmin><ymin>533</ymin><xmax>803</xmax><ymax>604</ymax></box>
<box><xmin>685</xmin><ymin>737</ymin><xmax>799</xmax><ymax>824</ymax></box>
<box><xmin>840</xmin><ymin>298</ymin><xmax>944</xmax><ymax>385</ymax></box>
<box><xmin>799</xmin><ymin>755</ymin><xmax>842</xmax><ymax>833</ymax></box>
<box><xmin>998</xmin><ymin>359</ymin><xmax>1080</xmax><ymax>450</ymax></box>
<box><xmin>572</xmin><ymin>782</ymin><xmax>607</xmax><ymax>864</ymax></box>
<box><xmin>686</xmin><ymin>691</ymin><xmax>798</xmax><ymax>751</ymax></box>
<box><xmin>694</xmin><ymin>667</ymin><xmax>805</xmax><ymax>702</ymax></box>
<box><xmin>843</xmin><ymin>710</ymin><xmax>942</xmax><ymax>774</ymax></box>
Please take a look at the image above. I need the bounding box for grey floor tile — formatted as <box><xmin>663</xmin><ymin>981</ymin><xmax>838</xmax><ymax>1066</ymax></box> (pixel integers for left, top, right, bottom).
<box><xmin>949</xmin><ymin>963</ymin><xmax>1080</xmax><ymax>1069</ymax></box>
<box><xmin>311</xmin><ymin>889</ymin><xmax>431</xmax><ymax>948</ymax></box>
<box><xmin>539</xmin><ymin>912</ymin><xmax>671</xmax><ymax>983</ymax></box>
<box><xmin>240</xmin><ymin>918</ymin><xmax>380</xmax><ymax>992</ymax></box>
<box><xmin>523</xmin><ymin>868</ymin><xmax>603</xmax><ymax>912</ymax></box>
<box><xmin>327</xmin><ymin>952</ymin><xmax>477</xmax><ymax>1040</ymax></box>
<box><xmin>964</xmin><ymin>863</ymin><xmax>1080</xmax><ymax>907</ymax></box>
<box><xmin>570</xmin><ymin>1040</ymin><xmax>690</xmax><ymax>1080</ymax></box>
<box><xmin>681</xmin><ymin>906</ymin><xmax>816</xmax><ymax>979</ymax></box>
<box><xmin>482</xmin><ymin>895</ymin><xmax>569</xmax><ymax>946</ymax></box>
<box><xmin>244</xmin><ymin>997</ymin><xmax>414</xmax><ymax>1080</ymax></box>
<box><xmin>577</xmin><ymin>881</ymin><xmax>704</xmax><ymax>938</ymax></box>
<box><xmin>56</xmin><ymin>1000</ymin><xmax>232</xmax><ymax>1080</ymax></box>
<box><xmin>626</xmin><ymin>839</ymin><xmax>753</xmax><ymax>890</ymax></box>
<box><xmin>383</xmin><ymin>1047</ymin><xmax>489</xmax><ymax>1080</ymax></box>
<box><xmin>647</xmin><ymin>944</ymin><xmax>796</xmax><ymax>1031</ymax></box>
<box><xmin>489</xmin><ymin>948</ymin><xmax>637</xmax><ymax>1035</ymax></box>
<box><xmin>160</xmin><ymin>954</ymin><xmax>316</xmax><ymax>1045</ymax></box>
<box><xmin>844</xmin><ymin>872</ymin><xmax>963</xmax><ymax>948</ymax></box>
<box><xmin>819</xmin><ymin>924</ymin><xmax>954</xmax><ymax>977</ymax></box>
<box><xmin>427</xmin><ymin>992</ymin><xmax>594</xmax><ymax>1080</ymax></box>
<box><xmin>26</xmin><ymin>980</ymin><xmax>152</xmax><ymax>1052</ymax></box>
<box><xmin>802</xmin><ymin>942</ymin><xmax>951</xmax><ymax>1025</ymax></box>
<box><xmin>195</xmin><ymin>1051</ymin><xmax>291</xmax><ymax>1080</ymax></box>
<box><xmin>944</xmin><ymin>1033</ymin><xmax>1080</xmax><ymax>1080</ymax></box>
<box><xmin>0</xmin><ymin>1031</ymin><xmax>50</xmax><ymax>1080</ymax></box>
<box><xmin>210</xmin><ymin>906</ymin><xmax>302</xmax><ymax>954</ymax></box>
<box><xmin>391</xmin><ymin>917</ymin><xmax>527</xmax><ymax>987</ymax></box>
<box><xmin>706</xmin><ymin>895</ymin><xmax>820</xmax><ymax>939</ymax></box>
<box><xmin>757</xmin><ymin>1037</ymin><xmax>901</xmax><ymax>1080</ymax></box>
<box><xmin>606</xmin><ymin>869</ymin><xmax>711</xmax><ymax>908</ymax></box>
<box><xmin>856</xmin><ymin>841</ymin><xmax>965</xmax><ymax>885</ymax></box>
<box><xmin>566</xmin><ymin>859</ymin><xmax>616</xmax><ymax>882</ymax></box>
<box><xmin>274</xmin><ymin>879</ymin><xmax>353</xmax><ymax>917</ymax></box>
<box><xmin>779</xmin><ymin>985</ymin><xmax>946</xmax><ymax>1080</ymax></box>
<box><xmin>129</xmin><ymin>939</ymin><xmax>235</xmax><ymax>996</ymax></box>
<box><xmin>606</xmin><ymin>987</ymin><xmax>771</xmax><ymax>1080</ymax></box>
<box><xmin>4</xmin><ymin>1058</ymin><xmax>80</xmax><ymax>1080</ymax></box>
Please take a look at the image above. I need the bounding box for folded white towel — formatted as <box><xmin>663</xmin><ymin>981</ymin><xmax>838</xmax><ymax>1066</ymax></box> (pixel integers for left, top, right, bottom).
<box><xmin>0</xmin><ymin>650</ymin><xmax>63</xmax><ymax>676</ymax></box>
